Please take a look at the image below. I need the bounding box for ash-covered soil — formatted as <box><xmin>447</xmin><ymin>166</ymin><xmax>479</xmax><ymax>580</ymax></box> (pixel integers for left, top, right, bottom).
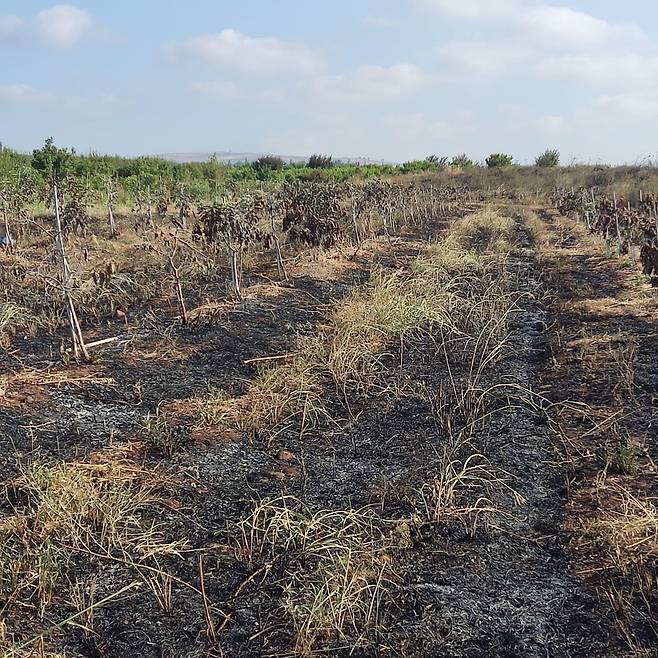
<box><xmin>1</xmin><ymin>206</ymin><xmax>655</xmax><ymax>657</ymax></box>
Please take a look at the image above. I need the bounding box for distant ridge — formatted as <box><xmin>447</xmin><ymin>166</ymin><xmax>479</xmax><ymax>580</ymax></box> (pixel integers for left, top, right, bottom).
<box><xmin>153</xmin><ymin>151</ymin><xmax>394</xmax><ymax>165</ymax></box>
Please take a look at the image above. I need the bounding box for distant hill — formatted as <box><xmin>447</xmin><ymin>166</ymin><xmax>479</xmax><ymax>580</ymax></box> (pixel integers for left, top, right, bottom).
<box><xmin>154</xmin><ymin>152</ymin><xmax>394</xmax><ymax>166</ymax></box>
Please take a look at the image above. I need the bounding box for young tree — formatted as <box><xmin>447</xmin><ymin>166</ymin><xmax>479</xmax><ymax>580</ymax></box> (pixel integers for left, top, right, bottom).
<box><xmin>59</xmin><ymin>178</ymin><xmax>92</xmax><ymax>236</ymax></box>
<box><xmin>265</xmin><ymin>190</ymin><xmax>289</xmax><ymax>281</ymax></box>
<box><xmin>485</xmin><ymin>153</ymin><xmax>514</xmax><ymax>168</ymax></box>
<box><xmin>52</xmin><ymin>181</ymin><xmax>90</xmax><ymax>360</ymax></box>
<box><xmin>307</xmin><ymin>154</ymin><xmax>333</xmax><ymax>169</ymax></box>
<box><xmin>31</xmin><ymin>137</ymin><xmax>72</xmax><ymax>182</ymax></box>
<box><xmin>0</xmin><ymin>170</ymin><xmax>34</xmax><ymax>251</ymax></box>
<box><xmin>281</xmin><ymin>182</ymin><xmax>347</xmax><ymax>248</ymax></box>
<box><xmin>451</xmin><ymin>154</ymin><xmax>476</xmax><ymax>169</ymax></box>
<box><xmin>174</xmin><ymin>182</ymin><xmax>194</xmax><ymax>230</ymax></box>
<box><xmin>106</xmin><ymin>177</ymin><xmax>118</xmax><ymax>237</ymax></box>
<box><xmin>198</xmin><ymin>194</ymin><xmax>271</xmax><ymax>299</ymax></box>
<box><xmin>535</xmin><ymin>149</ymin><xmax>560</xmax><ymax>168</ymax></box>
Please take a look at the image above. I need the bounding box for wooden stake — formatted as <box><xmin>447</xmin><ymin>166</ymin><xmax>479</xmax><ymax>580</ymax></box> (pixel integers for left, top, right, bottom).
<box><xmin>168</xmin><ymin>244</ymin><xmax>188</xmax><ymax>325</ymax></box>
<box><xmin>229</xmin><ymin>248</ymin><xmax>242</xmax><ymax>300</ymax></box>
<box><xmin>107</xmin><ymin>178</ymin><xmax>117</xmax><ymax>237</ymax></box>
<box><xmin>269</xmin><ymin>207</ymin><xmax>289</xmax><ymax>282</ymax></box>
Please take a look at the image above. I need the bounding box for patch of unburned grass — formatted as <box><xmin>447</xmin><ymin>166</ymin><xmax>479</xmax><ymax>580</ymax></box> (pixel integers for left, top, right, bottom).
<box><xmin>582</xmin><ymin>484</ymin><xmax>658</xmax><ymax>647</ymax></box>
<box><xmin>324</xmin><ymin>268</ymin><xmax>459</xmax><ymax>387</ymax></box>
<box><xmin>192</xmin><ymin>206</ymin><xmax>518</xmax><ymax>436</ymax></box>
<box><xmin>412</xmin><ymin>448</ymin><xmax>523</xmax><ymax>537</ymax></box>
<box><xmin>448</xmin><ymin>207</ymin><xmax>517</xmax><ymax>253</ymax></box>
<box><xmin>235</xmin><ymin>496</ymin><xmax>398</xmax><ymax>656</ymax></box>
<box><xmin>585</xmin><ymin>485</ymin><xmax>658</xmax><ymax>570</ymax></box>
<box><xmin>412</xmin><ymin>235</ymin><xmax>488</xmax><ymax>280</ymax></box>
<box><xmin>0</xmin><ymin>302</ymin><xmax>41</xmax><ymax>347</ymax></box>
<box><xmin>0</xmin><ymin>459</ymin><xmax>177</xmax><ymax>613</ymax></box>
<box><xmin>193</xmin><ymin>339</ymin><xmax>330</xmax><ymax>443</ymax></box>
<box><xmin>242</xmin><ymin>351</ymin><xmax>327</xmax><ymax>438</ymax></box>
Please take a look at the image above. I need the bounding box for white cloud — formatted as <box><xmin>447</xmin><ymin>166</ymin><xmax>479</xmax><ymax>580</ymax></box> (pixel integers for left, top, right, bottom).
<box><xmin>314</xmin><ymin>63</ymin><xmax>425</xmax><ymax>103</ymax></box>
<box><xmin>0</xmin><ymin>84</ymin><xmax>49</xmax><ymax>104</ymax></box>
<box><xmin>171</xmin><ymin>29</ymin><xmax>321</xmax><ymax>75</ymax></box>
<box><xmin>438</xmin><ymin>40</ymin><xmax>527</xmax><ymax>73</ymax></box>
<box><xmin>538</xmin><ymin>53</ymin><xmax>658</xmax><ymax>85</ymax></box>
<box><xmin>415</xmin><ymin>0</ymin><xmax>642</xmax><ymax>43</ymax></box>
<box><xmin>191</xmin><ymin>80</ymin><xmax>245</xmax><ymax>100</ymax></box>
<box><xmin>363</xmin><ymin>15</ymin><xmax>397</xmax><ymax>28</ymax></box>
<box><xmin>0</xmin><ymin>83</ymin><xmax>118</xmax><ymax>115</ymax></box>
<box><xmin>596</xmin><ymin>92</ymin><xmax>658</xmax><ymax>119</ymax></box>
<box><xmin>413</xmin><ymin>0</ymin><xmax>521</xmax><ymax>20</ymax></box>
<box><xmin>519</xmin><ymin>6</ymin><xmax>642</xmax><ymax>47</ymax></box>
<box><xmin>0</xmin><ymin>15</ymin><xmax>24</xmax><ymax>40</ymax></box>
<box><xmin>533</xmin><ymin>115</ymin><xmax>565</xmax><ymax>133</ymax></box>
<box><xmin>35</xmin><ymin>4</ymin><xmax>94</xmax><ymax>48</ymax></box>
<box><xmin>383</xmin><ymin>113</ymin><xmax>450</xmax><ymax>139</ymax></box>
<box><xmin>433</xmin><ymin>2</ymin><xmax>650</xmax><ymax>90</ymax></box>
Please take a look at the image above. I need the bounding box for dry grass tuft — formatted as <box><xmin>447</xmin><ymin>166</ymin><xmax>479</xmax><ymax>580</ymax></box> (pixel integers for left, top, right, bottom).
<box><xmin>235</xmin><ymin>496</ymin><xmax>397</xmax><ymax>656</ymax></box>
<box><xmin>585</xmin><ymin>485</ymin><xmax>658</xmax><ymax>569</ymax></box>
<box><xmin>0</xmin><ymin>302</ymin><xmax>40</xmax><ymax>347</ymax></box>
<box><xmin>0</xmin><ymin>459</ymin><xmax>178</xmax><ymax>613</ymax></box>
<box><xmin>414</xmin><ymin>450</ymin><xmax>523</xmax><ymax>537</ymax></box>
<box><xmin>193</xmin><ymin>342</ymin><xmax>330</xmax><ymax>442</ymax></box>
<box><xmin>448</xmin><ymin>207</ymin><xmax>517</xmax><ymax>253</ymax></box>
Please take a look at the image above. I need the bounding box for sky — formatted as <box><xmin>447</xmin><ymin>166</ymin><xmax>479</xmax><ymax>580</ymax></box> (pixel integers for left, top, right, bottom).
<box><xmin>1</xmin><ymin>0</ymin><xmax>658</xmax><ymax>163</ymax></box>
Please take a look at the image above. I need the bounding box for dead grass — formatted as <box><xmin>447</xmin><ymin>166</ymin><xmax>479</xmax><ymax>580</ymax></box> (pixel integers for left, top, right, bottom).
<box><xmin>0</xmin><ymin>302</ymin><xmax>41</xmax><ymax>347</ymax></box>
<box><xmin>587</xmin><ymin>486</ymin><xmax>658</xmax><ymax>565</ymax></box>
<box><xmin>448</xmin><ymin>207</ymin><xmax>516</xmax><ymax>253</ymax></box>
<box><xmin>235</xmin><ymin>497</ymin><xmax>398</xmax><ymax>656</ymax></box>
<box><xmin>192</xmin><ymin>341</ymin><xmax>330</xmax><ymax>443</ymax></box>
<box><xmin>190</xmin><ymin>206</ymin><xmax>518</xmax><ymax>438</ymax></box>
<box><xmin>415</xmin><ymin>450</ymin><xmax>522</xmax><ymax>537</ymax></box>
<box><xmin>0</xmin><ymin>457</ymin><xmax>179</xmax><ymax>617</ymax></box>
<box><xmin>323</xmin><ymin>268</ymin><xmax>458</xmax><ymax>388</ymax></box>
<box><xmin>582</xmin><ymin>484</ymin><xmax>658</xmax><ymax>650</ymax></box>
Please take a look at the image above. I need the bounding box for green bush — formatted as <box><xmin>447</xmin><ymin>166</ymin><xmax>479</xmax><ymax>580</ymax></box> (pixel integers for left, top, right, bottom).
<box><xmin>252</xmin><ymin>155</ymin><xmax>285</xmax><ymax>173</ymax></box>
<box><xmin>535</xmin><ymin>149</ymin><xmax>560</xmax><ymax>168</ymax></box>
<box><xmin>31</xmin><ymin>137</ymin><xmax>73</xmax><ymax>181</ymax></box>
<box><xmin>485</xmin><ymin>153</ymin><xmax>514</xmax><ymax>168</ymax></box>
<box><xmin>426</xmin><ymin>155</ymin><xmax>450</xmax><ymax>168</ymax></box>
<box><xmin>307</xmin><ymin>154</ymin><xmax>334</xmax><ymax>169</ymax></box>
<box><xmin>401</xmin><ymin>160</ymin><xmax>437</xmax><ymax>174</ymax></box>
<box><xmin>451</xmin><ymin>154</ymin><xmax>476</xmax><ymax>169</ymax></box>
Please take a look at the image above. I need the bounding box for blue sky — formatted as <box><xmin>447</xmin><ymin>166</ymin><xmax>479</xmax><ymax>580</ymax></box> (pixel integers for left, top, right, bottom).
<box><xmin>1</xmin><ymin>0</ymin><xmax>657</xmax><ymax>163</ymax></box>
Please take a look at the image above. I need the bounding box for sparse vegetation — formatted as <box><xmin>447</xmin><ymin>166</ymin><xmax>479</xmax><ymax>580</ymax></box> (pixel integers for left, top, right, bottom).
<box><xmin>451</xmin><ymin>153</ymin><xmax>476</xmax><ymax>169</ymax></box>
<box><xmin>485</xmin><ymin>153</ymin><xmax>514</xmax><ymax>168</ymax></box>
<box><xmin>307</xmin><ymin>154</ymin><xmax>334</xmax><ymax>169</ymax></box>
<box><xmin>1</xmin><ymin>150</ymin><xmax>657</xmax><ymax>657</ymax></box>
<box><xmin>235</xmin><ymin>497</ymin><xmax>397</xmax><ymax>655</ymax></box>
<box><xmin>535</xmin><ymin>148</ymin><xmax>561</xmax><ymax>168</ymax></box>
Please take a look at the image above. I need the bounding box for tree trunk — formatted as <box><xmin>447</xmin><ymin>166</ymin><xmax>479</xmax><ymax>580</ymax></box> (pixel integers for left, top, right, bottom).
<box><xmin>2</xmin><ymin>208</ymin><xmax>13</xmax><ymax>253</ymax></box>
<box><xmin>53</xmin><ymin>183</ymin><xmax>89</xmax><ymax>361</ymax></box>
<box><xmin>147</xmin><ymin>185</ymin><xmax>154</xmax><ymax>228</ymax></box>
<box><xmin>350</xmin><ymin>192</ymin><xmax>361</xmax><ymax>245</ymax></box>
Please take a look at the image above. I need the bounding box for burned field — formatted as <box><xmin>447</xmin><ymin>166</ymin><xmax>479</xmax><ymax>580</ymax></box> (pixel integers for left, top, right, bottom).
<box><xmin>0</xmin><ymin>179</ymin><xmax>656</xmax><ymax>658</ymax></box>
